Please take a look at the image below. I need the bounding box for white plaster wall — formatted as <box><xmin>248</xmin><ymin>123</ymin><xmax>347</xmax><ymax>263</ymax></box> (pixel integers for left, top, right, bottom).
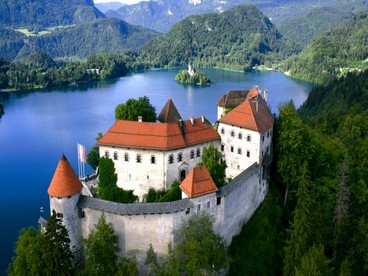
<box><xmin>220</xmin><ymin>171</ymin><xmax>262</xmax><ymax>245</ymax></box>
<box><xmin>79</xmin><ymin>207</ymin><xmax>191</xmax><ymax>264</ymax></box>
<box><xmin>218</xmin><ymin>123</ymin><xmax>260</xmax><ymax>179</ymax></box>
<box><xmin>217</xmin><ymin>106</ymin><xmax>226</xmax><ymax>120</ymax></box>
<box><xmin>50</xmin><ymin>194</ymin><xmax>82</xmax><ymax>254</ymax></box>
<box><xmin>100</xmin><ymin>140</ymin><xmax>219</xmax><ymax>199</ymax></box>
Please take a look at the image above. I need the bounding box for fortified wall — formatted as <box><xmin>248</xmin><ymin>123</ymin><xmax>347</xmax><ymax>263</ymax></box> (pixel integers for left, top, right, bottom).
<box><xmin>73</xmin><ymin>163</ymin><xmax>263</xmax><ymax>263</ymax></box>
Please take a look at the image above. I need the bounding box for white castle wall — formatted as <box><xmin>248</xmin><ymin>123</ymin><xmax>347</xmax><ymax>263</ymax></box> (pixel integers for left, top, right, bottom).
<box><xmin>71</xmin><ymin>163</ymin><xmax>262</xmax><ymax>266</ymax></box>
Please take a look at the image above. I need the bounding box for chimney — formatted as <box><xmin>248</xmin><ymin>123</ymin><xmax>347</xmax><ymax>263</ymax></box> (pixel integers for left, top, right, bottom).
<box><xmin>138</xmin><ymin>116</ymin><xmax>142</xmax><ymax>122</ymax></box>
<box><xmin>263</xmin><ymin>89</ymin><xmax>268</xmax><ymax>102</ymax></box>
<box><xmin>190</xmin><ymin>115</ymin><xmax>194</xmax><ymax>126</ymax></box>
<box><xmin>201</xmin><ymin>115</ymin><xmax>205</xmax><ymax>124</ymax></box>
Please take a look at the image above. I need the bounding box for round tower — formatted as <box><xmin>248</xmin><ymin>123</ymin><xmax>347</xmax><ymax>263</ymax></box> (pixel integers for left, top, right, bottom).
<box><xmin>48</xmin><ymin>154</ymin><xmax>83</xmax><ymax>259</ymax></box>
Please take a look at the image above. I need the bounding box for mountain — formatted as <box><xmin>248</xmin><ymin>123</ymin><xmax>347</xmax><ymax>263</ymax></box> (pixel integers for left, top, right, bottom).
<box><xmin>282</xmin><ymin>12</ymin><xmax>368</xmax><ymax>84</ymax></box>
<box><xmin>103</xmin><ymin>0</ymin><xmax>366</xmax><ymax>33</ymax></box>
<box><xmin>0</xmin><ymin>0</ymin><xmax>105</xmax><ymax>29</ymax></box>
<box><xmin>95</xmin><ymin>2</ymin><xmax>126</xmax><ymax>13</ymax></box>
<box><xmin>10</xmin><ymin>18</ymin><xmax>158</xmax><ymax>60</ymax></box>
<box><xmin>138</xmin><ymin>5</ymin><xmax>296</xmax><ymax>71</ymax></box>
<box><xmin>276</xmin><ymin>0</ymin><xmax>367</xmax><ymax>49</ymax></box>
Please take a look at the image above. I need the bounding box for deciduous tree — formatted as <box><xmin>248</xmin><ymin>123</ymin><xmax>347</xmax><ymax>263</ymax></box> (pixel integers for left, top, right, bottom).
<box><xmin>198</xmin><ymin>144</ymin><xmax>227</xmax><ymax>187</ymax></box>
<box><xmin>115</xmin><ymin>96</ymin><xmax>156</xmax><ymax>122</ymax></box>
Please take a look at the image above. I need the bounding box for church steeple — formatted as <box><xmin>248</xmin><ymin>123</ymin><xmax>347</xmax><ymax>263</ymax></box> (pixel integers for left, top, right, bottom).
<box><xmin>48</xmin><ymin>154</ymin><xmax>83</xmax><ymax>197</ymax></box>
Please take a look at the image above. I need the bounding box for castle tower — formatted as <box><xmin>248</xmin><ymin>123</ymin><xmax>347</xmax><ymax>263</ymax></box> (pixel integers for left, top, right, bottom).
<box><xmin>48</xmin><ymin>154</ymin><xmax>83</xmax><ymax>259</ymax></box>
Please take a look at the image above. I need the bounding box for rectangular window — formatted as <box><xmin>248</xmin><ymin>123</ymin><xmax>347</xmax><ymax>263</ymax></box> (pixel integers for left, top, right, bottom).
<box><xmin>247</xmin><ymin>135</ymin><xmax>251</xmax><ymax>142</ymax></box>
<box><xmin>104</xmin><ymin>150</ymin><xmax>110</xmax><ymax>158</ymax></box>
<box><xmin>113</xmin><ymin>151</ymin><xmax>118</xmax><ymax>160</ymax></box>
<box><xmin>238</xmin><ymin>132</ymin><xmax>242</xmax><ymax>139</ymax></box>
<box><xmin>231</xmin><ymin>130</ymin><xmax>235</xmax><ymax>137</ymax></box>
<box><xmin>221</xmin><ymin>144</ymin><xmax>224</xmax><ymax>152</ymax></box>
<box><xmin>196</xmin><ymin>148</ymin><xmax>201</xmax><ymax>157</ymax></box>
<box><xmin>151</xmin><ymin>155</ymin><xmax>156</xmax><ymax>164</ymax></box>
<box><xmin>217</xmin><ymin>197</ymin><xmax>221</xmax><ymax>205</ymax></box>
<box><xmin>247</xmin><ymin>150</ymin><xmax>250</xmax><ymax>157</ymax></box>
<box><xmin>190</xmin><ymin>150</ymin><xmax>195</xmax><ymax>159</ymax></box>
<box><xmin>168</xmin><ymin>154</ymin><xmax>174</xmax><ymax>164</ymax></box>
<box><xmin>136</xmin><ymin>154</ymin><xmax>142</xmax><ymax>163</ymax></box>
<box><xmin>197</xmin><ymin>204</ymin><xmax>201</xmax><ymax>211</ymax></box>
<box><xmin>124</xmin><ymin>152</ymin><xmax>129</xmax><ymax>162</ymax></box>
<box><xmin>262</xmin><ymin>135</ymin><xmax>265</xmax><ymax>142</ymax></box>
<box><xmin>231</xmin><ymin>146</ymin><xmax>234</xmax><ymax>153</ymax></box>
<box><xmin>177</xmin><ymin>152</ymin><xmax>183</xmax><ymax>162</ymax></box>
<box><xmin>238</xmin><ymin>148</ymin><xmax>242</xmax><ymax>155</ymax></box>
<box><xmin>221</xmin><ymin>128</ymin><xmax>225</xmax><ymax>134</ymax></box>
<box><xmin>207</xmin><ymin>201</ymin><xmax>211</xmax><ymax>208</ymax></box>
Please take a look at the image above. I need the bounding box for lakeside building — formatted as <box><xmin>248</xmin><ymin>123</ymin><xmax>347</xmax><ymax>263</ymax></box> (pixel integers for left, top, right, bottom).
<box><xmin>45</xmin><ymin>86</ymin><xmax>274</xmax><ymax>267</ymax></box>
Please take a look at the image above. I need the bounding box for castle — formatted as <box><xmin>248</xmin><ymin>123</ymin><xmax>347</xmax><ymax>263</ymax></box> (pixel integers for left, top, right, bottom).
<box><xmin>46</xmin><ymin>86</ymin><xmax>274</xmax><ymax>265</ymax></box>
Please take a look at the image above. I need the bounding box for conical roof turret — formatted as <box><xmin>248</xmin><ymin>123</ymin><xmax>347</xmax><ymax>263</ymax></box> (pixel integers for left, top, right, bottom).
<box><xmin>157</xmin><ymin>98</ymin><xmax>182</xmax><ymax>123</ymax></box>
<box><xmin>48</xmin><ymin>154</ymin><xmax>83</xmax><ymax>197</ymax></box>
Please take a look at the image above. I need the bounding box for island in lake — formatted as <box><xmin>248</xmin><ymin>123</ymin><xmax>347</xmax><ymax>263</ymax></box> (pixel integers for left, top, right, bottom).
<box><xmin>175</xmin><ymin>64</ymin><xmax>211</xmax><ymax>85</ymax></box>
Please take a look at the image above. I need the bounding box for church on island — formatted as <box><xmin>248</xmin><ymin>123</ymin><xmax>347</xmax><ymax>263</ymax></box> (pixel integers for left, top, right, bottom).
<box><xmin>46</xmin><ymin>86</ymin><xmax>274</xmax><ymax>265</ymax></box>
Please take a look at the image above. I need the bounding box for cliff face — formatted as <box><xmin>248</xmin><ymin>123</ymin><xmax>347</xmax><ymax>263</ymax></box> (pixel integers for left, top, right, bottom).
<box><xmin>0</xmin><ymin>0</ymin><xmax>104</xmax><ymax>28</ymax></box>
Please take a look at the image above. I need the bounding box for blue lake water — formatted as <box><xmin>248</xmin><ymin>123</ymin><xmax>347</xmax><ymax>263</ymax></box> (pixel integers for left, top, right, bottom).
<box><xmin>0</xmin><ymin>68</ymin><xmax>312</xmax><ymax>273</ymax></box>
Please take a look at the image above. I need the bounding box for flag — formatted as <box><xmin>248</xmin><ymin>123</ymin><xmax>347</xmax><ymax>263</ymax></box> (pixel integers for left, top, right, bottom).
<box><xmin>77</xmin><ymin>143</ymin><xmax>87</xmax><ymax>163</ymax></box>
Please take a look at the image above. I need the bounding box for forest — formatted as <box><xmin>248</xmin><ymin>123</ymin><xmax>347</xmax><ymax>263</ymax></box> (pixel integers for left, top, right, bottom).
<box><xmin>230</xmin><ymin>70</ymin><xmax>368</xmax><ymax>274</ymax></box>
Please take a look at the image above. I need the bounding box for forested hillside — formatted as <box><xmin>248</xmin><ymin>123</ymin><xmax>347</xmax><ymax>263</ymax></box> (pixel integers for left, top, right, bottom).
<box><xmin>0</xmin><ymin>0</ymin><xmax>104</xmax><ymax>29</ymax></box>
<box><xmin>276</xmin><ymin>6</ymin><xmax>354</xmax><ymax>50</ymax></box>
<box><xmin>14</xmin><ymin>18</ymin><xmax>158</xmax><ymax>60</ymax></box>
<box><xmin>230</xmin><ymin>70</ymin><xmax>368</xmax><ymax>274</ymax></box>
<box><xmin>138</xmin><ymin>5</ymin><xmax>297</xmax><ymax>71</ymax></box>
<box><xmin>282</xmin><ymin>13</ymin><xmax>368</xmax><ymax>84</ymax></box>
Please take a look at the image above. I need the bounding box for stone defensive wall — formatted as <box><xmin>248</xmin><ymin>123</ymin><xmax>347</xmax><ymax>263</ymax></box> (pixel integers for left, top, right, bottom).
<box><xmin>76</xmin><ymin>163</ymin><xmax>263</xmax><ymax>262</ymax></box>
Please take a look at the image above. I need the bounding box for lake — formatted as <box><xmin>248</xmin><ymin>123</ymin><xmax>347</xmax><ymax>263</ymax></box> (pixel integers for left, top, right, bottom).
<box><xmin>0</xmin><ymin>68</ymin><xmax>312</xmax><ymax>273</ymax></box>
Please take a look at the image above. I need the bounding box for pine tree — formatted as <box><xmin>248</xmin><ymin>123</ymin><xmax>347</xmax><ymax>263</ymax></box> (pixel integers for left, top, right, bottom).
<box><xmin>283</xmin><ymin>163</ymin><xmax>313</xmax><ymax>276</ymax></box>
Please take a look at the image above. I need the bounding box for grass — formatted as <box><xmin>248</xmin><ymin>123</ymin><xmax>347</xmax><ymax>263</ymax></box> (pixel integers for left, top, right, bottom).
<box><xmin>15</xmin><ymin>25</ymin><xmax>76</xmax><ymax>37</ymax></box>
<box><xmin>228</xmin><ymin>181</ymin><xmax>286</xmax><ymax>275</ymax></box>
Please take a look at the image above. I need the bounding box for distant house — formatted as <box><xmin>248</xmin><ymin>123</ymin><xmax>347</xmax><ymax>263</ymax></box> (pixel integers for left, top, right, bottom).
<box><xmin>98</xmin><ymin>99</ymin><xmax>219</xmax><ymax>198</ymax></box>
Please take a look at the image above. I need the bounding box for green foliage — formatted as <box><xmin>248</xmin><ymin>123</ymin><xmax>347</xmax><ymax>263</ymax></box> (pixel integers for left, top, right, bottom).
<box><xmin>0</xmin><ymin>0</ymin><xmax>102</xmax><ymax>29</ymax></box>
<box><xmin>229</xmin><ymin>183</ymin><xmax>284</xmax><ymax>275</ymax></box>
<box><xmin>9</xmin><ymin>210</ymin><xmax>74</xmax><ymax>275</ymax></box>
<box><xmin>277</xmin><ymin>6</ymin><xmax>354</xmax><ymax>50</ymax></box>
<box><xmin>87</xmin><ymin>132</ymin><xmax>102</xmax><ymax>170</ymax></box>
<box><xmin>138</xmin><ymin>5</ymin><xmax>297</xmax><ymax>71</ymax></box>
<box><xmin>83</xmin><ymin>213</ymin><xmax>137</xmax><ymax>275</ymax></box>
<box><xmin>198</xmin><ymin>144</ymin><xmax>227</xmax><ymax>188</ymax></box>
<box><xmin>98</xmin><ymin>157</ymin><xmax>137</xmax><ymax>203</ymax></box>
<box><xmin>275</xmin><ymin>101</ymin><xmax>311</xmax><ymax>206</ymax></box>
<box><xmin>295</xmin><ymin>244</ymin><xmax>331</xmax><ymax>276</ymax></box>
<box><xmin>115</xmin><ymin>96</ymin><xmax>157</xmax><ymax>122</ymax></box>
<box><xmin>282</xmin><ymin>13</ymin><xmax>368</xmax><ymax>84</ymax></box>
<box><xmin>83</xmin><ymin>213</ymin><xmax>119</xmax><ymax>275</ymax></box>
<box><xmin>283</xmin><ymin>163</ymin><xmax>314</xmax><ymax>276</ymax></box>
<box><xmin>145</xmin><ymin>213</ymin><xmax>229</xmax><ymax>275</ymax></box>
<box><xmin>175</xmin><ymin>69</ymin><xmax>211</xmax><ymax>85</ymax></box>
<box><xmin>143</xmin><ymin>181</ymin><xmax>181</xmax><ymax>203</ymax></box>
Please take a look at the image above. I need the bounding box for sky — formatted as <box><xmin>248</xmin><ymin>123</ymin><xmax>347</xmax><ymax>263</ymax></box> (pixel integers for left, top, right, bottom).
<box><xmin>94</xmin><ymin>0</ymin><xmax>148</xmax><ymax>4</ymax></box>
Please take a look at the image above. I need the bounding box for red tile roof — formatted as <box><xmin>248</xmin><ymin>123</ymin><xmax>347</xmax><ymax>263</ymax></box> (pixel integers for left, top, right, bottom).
<box><xmin>157</xmin><ymin>98</ymin><xmax>182</xmax><ymax>123</ymax></box>
<box><xmin>179</xmin><ymin>166</ymin><xmax>218</xmax><ymax>198</ymax></box>
<box><xmin>98</xmin><ymin>117</ymin><xmax>219</xmax><ymax>150</ymax></box>
<box><xmin>218</xmin><ymin>87</ymin><xmax>274</xmax><ymax>134</ymax></box>
<box><xmin>48</xmin><ymin>155</ymin><xmax>83</xmax><ymax>197</ymax></box>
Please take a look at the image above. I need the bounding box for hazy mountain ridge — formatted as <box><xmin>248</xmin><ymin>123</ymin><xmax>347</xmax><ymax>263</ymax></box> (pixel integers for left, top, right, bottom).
<box><xmin>102</xmin><ymin>0</ymin><xmax>366</xmax><ymax>33</ymax></box>
<box><xmin>138</xmin><ymin>5</ymin><xmax>296</xmax><ymax>70</ymax></box>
